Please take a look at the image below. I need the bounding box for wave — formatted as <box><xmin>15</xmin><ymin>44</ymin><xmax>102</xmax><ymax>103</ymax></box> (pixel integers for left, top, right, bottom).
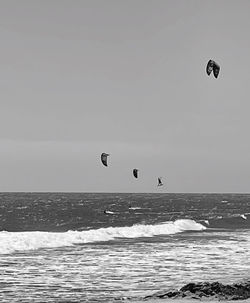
<box><xmin>0</xmin><ymin>219</ymin><xmax>205</xmax><ymax>254</ymax></box>
<box><xmin>104</xmin><ymin>210</ymin><xmax>115</xmax><ymax>214</ymax></box>
<box><xmin>199</xmin><ymin>214</ymin><xmax>250</xmax><ymax>229</ymax></box>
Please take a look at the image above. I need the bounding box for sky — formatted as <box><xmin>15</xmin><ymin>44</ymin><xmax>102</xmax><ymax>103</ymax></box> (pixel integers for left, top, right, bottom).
<box><xmin>0</xmin><ymin>0</ymin><xmax>250</xmax><ymax>192</ymax></box>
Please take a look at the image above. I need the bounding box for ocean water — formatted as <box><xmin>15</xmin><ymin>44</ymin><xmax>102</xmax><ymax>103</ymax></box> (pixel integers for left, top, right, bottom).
<box><xmin>0</xmin><ymin>193</ymin><xmax>249</xmax><ymax>302</ymax></box>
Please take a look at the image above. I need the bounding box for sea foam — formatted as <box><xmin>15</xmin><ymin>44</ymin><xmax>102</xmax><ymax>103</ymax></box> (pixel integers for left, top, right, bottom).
<box><xmin>0</xmin><ymin>219</ymin><xmax>206</xmax><ymax>254</ymax></box>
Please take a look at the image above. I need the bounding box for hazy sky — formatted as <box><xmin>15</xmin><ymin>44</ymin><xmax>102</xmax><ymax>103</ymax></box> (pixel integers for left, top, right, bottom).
<box><xmin>0</xmin><ymin>0</ymin><xmax>250</xmax><ymax>192</ymax></box>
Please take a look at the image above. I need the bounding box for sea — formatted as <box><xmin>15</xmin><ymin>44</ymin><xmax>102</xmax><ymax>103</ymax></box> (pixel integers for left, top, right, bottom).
<box><xmin>0</xmin><ymin>192</ymin><xmax>249</xmax><ymax>303</ymax></box>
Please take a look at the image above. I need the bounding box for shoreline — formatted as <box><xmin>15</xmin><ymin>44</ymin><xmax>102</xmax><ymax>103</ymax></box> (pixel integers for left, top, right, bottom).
<box><xmin>129</xmin><ymin>299</ymin><xmax>250</xmax><ymax>303</ymax></box>
<box><xmin>125</xmin><ymin>281</ymin><xmax>250</xmax><ymax>302</ymax></box>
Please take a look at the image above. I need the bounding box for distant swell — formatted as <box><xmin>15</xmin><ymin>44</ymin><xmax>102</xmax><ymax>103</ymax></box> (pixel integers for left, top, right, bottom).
<box><xmin>0</xmin><ymin>219</ymin><xmax>206</xmax><ymax>254</ymax></box>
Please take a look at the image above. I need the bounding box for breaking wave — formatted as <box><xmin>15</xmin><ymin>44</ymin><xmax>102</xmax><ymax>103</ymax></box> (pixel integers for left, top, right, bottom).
<box><xmin>0</xmin><ymin>219</ymin><xmax>205</xmax><ymax>254</ymax></box>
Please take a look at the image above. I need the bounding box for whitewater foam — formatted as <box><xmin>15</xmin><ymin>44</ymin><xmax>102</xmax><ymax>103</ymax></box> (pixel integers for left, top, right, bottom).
<box><xmin>0</xmin><ymin>219</ymin><xmax>206</xmax><ymax>254</ymax></box>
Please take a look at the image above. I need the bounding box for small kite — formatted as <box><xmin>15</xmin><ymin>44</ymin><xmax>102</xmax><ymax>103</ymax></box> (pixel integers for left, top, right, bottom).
<box><xmin>157</xmin><ymin>177</ymin><xmax>163</xmax><ymax>187</ymax></box>
<box><xmin>206</xmin><ymin>60</ymin><xmax>220</xmax><ymax>78</ymax></box>
<box><xmin>133</xmin><ymin>168</ymin><xmax>139</xmax><ymax>179</ymax></box>
<box><xmin>101</xmin><ymin>153</ymin><xmax>109</xmax><ymax>167</ymax></box>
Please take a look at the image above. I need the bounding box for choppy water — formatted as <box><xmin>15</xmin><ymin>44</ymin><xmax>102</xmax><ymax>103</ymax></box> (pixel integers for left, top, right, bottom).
<box><xmin>0</xmin><ymin>193</ymin><xmax>249</xmax><ymax>302</ymax></box>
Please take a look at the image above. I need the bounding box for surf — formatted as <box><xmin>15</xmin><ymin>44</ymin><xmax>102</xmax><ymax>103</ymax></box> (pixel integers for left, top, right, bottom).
<box><xmin>0</xmin><ymin>219</ymin><xmax>206</xmax><ymax>254</ymax></box>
